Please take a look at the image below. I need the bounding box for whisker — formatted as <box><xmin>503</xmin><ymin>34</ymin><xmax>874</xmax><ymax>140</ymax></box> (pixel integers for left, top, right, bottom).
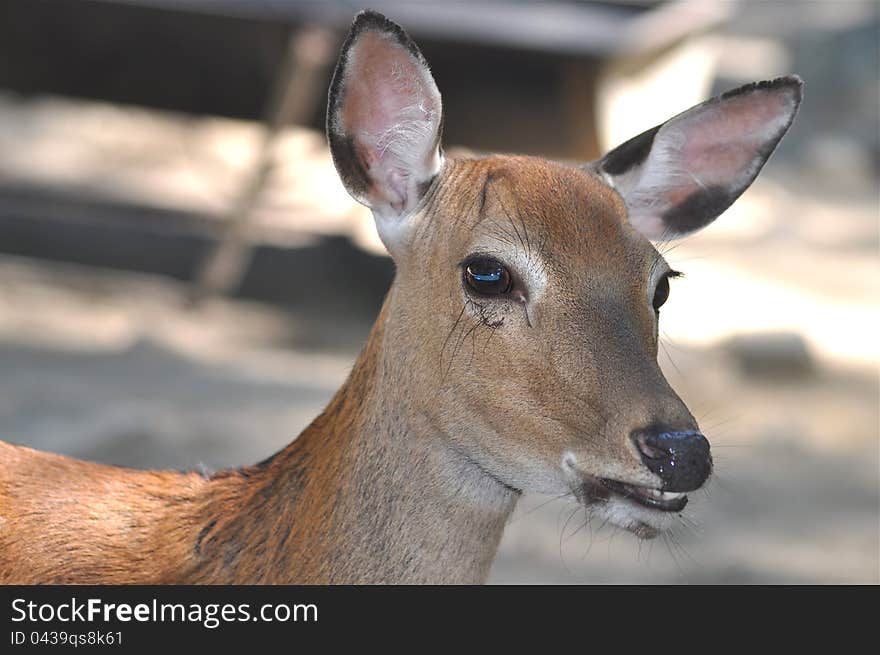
<box><xmin>508</xmin><ymin>492</ymin><xmax>573</xmax><ymax>524</ymax></box>
<box><xmin>558</xmin><ymin>505</ymin><xmax>581</xmax><ymax>575</ymax></box>
<box><xmin>439</xmin><ymin>303</ymin><xmax>468</xmax><ymax>380</ymax></box>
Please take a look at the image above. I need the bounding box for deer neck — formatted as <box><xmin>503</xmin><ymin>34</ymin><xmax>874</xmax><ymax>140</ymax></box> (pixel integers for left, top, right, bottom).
<box><xmin>206</xmin><ymin>290</ymin><xmax>519</xmax><ymax>584</ymax></box>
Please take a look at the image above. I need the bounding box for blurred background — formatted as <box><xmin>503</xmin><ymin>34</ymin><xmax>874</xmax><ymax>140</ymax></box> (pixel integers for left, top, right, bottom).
<box><xmin>0</xmin><ymin>0</ymin><xmax>876</xmax><ymax>583</ymax></box>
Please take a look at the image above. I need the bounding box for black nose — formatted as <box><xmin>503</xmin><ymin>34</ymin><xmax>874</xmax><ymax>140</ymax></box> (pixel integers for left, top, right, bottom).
<box><xmin>631</xmin><ymin>429</ymin><xmax>712</xmax><ymax>492</ymax></box>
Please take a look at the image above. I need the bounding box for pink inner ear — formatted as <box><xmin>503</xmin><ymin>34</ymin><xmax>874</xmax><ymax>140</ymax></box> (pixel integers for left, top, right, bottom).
<box><xmin>678</xmin><ymin>90</ymin><xmax>792</xmax><ymax>187</ymax></box>
<box><xmin>338</xmin><ymin>31</ymin><xmax>441</xmax><ymax>192</ymax></box>
<box><xmin>332</xmin><ymin>29</ymin><xmax>442</xmax><ymax>216</ymax></box>
<box><xmin>622</xmin><ymin>84</ymin><xmax>798</xmax><ymax>240</ymax></box>
<box><xmin>341</xmin><ymin>33</ymin><xmax>419</xmax><ymax>137</ymax></box>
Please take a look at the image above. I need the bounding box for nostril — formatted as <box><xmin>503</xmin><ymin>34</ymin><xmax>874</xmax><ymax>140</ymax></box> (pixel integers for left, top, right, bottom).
<box><xmin>633</xmin><ymin>432</ymin><xmax>668</xmax><ymax>460</ymax></box>
<box><xmin>631</xmin><ymin>428</ymin><xmax>712</xmax><ymax>492</ymax></box>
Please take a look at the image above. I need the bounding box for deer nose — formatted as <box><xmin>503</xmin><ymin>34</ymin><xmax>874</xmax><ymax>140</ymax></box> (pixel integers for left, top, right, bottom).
<box><xmin>631</xmin><ymin>429</ymin><xmax>712</xmax><ymax>492</ymax></box>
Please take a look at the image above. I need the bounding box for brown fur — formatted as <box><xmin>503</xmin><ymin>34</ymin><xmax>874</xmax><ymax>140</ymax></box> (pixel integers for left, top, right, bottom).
<box><xmin>0</xmin><ymin>156</ymin><xmax>695</xmax><ymax>583</ymax></box>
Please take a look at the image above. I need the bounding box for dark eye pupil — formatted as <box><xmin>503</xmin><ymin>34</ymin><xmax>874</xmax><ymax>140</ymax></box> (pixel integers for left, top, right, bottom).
<box><xmin>653</xmin><ymin>276</ymin><xmax>670</xmax><ymax>311</ymax></box>
<box><xmin>464</xmin><ymin>258</ymin><xmax>512</xmax><ymax>295</ymax></box>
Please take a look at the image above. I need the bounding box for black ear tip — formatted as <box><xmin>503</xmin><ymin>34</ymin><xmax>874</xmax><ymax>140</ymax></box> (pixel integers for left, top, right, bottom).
<box><xmin>352</xmin><ymin>9</ymin><xmax>391</xmax><ymax>30</ymax></box>
<box><xmin>345</xmin><ymin>10</ymin><xmax>423</xmax><ymax>63</ymax></box>
<box><xmin>763</xmin><ymin>74</ymin><xmax>804</xmax><ymax>103</ymax></box>
<box><xmin>350</xmin><ymin>9</ymin><xmax>404</xmax><ymax>38</ymax></box>
<box><xmin>774</xmin><ymin>74</ymin><xmax>805</xmax><ymax>102</ymax></box>
<box><xmin>720</xmin><ymin>75</ymin><xmax>805</xmax><ymax>111</ymax></box>
<box><xmin>789</xmin><ymin>75</ymin><xmax>804</xmax><ymax>105</ymax></box>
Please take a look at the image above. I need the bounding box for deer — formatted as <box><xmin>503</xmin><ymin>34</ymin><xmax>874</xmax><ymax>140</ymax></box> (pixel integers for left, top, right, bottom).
<box><xmin>0</xmin><ymin>10</ymin><xmax>801</xmax><ymax>584</ymax></box>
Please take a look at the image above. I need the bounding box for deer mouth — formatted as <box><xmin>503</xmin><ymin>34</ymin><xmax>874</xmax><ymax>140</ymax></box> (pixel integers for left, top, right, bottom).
<box><xmin>600</xmin><ymin>479</ymin><xmax>688</xmax><ymax>512</ymax></box>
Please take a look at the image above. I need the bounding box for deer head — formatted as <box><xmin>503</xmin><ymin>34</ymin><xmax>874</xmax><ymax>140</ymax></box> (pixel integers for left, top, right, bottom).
<box><xmin>326</xmin><ymin>10</ymin><xmax>802</xmax><ymax>538</ymax></box>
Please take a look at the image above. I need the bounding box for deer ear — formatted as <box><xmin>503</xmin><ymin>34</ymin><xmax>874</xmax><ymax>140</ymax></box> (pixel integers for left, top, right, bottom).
<box><xmin>327</xmin><ymin>11</ymin><xmax>443</xmax><ymax>249</ymax></box>
<box><xmin>594</xmin><ymin>76</ymin><xmax>803</xmax><ymax>240</ymax></box>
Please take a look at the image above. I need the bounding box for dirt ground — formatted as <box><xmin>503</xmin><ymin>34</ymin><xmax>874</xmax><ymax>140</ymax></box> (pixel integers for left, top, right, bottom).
<box><xmin>0</xmin><ymin>252</ymin><xmax>876</xmax><ymax>584</ymax></box>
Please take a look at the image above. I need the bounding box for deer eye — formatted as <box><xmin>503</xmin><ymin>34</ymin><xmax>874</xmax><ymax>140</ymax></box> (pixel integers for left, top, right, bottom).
<box><xmin>463</xmin><ymin>257</ymin><xmax>512</xmax><ymax>296</ymax></box>
<box><xmin>652</xmin><ymin>275</ymin><xmax>671</xmax><ymax>312</ymax></box>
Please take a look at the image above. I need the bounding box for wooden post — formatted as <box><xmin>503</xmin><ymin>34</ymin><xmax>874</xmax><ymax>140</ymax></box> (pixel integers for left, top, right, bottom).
<box><xmin>188</xmin><ymin>24</ymin><xmax>336</xmax><ymax>306</ymax></box>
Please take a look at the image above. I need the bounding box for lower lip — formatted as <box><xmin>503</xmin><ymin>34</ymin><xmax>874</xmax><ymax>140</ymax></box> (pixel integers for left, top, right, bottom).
<box><xmin>601</xmin><ymin>479</ymin><xmax>688</xmax><ymax>512</ymax></box>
